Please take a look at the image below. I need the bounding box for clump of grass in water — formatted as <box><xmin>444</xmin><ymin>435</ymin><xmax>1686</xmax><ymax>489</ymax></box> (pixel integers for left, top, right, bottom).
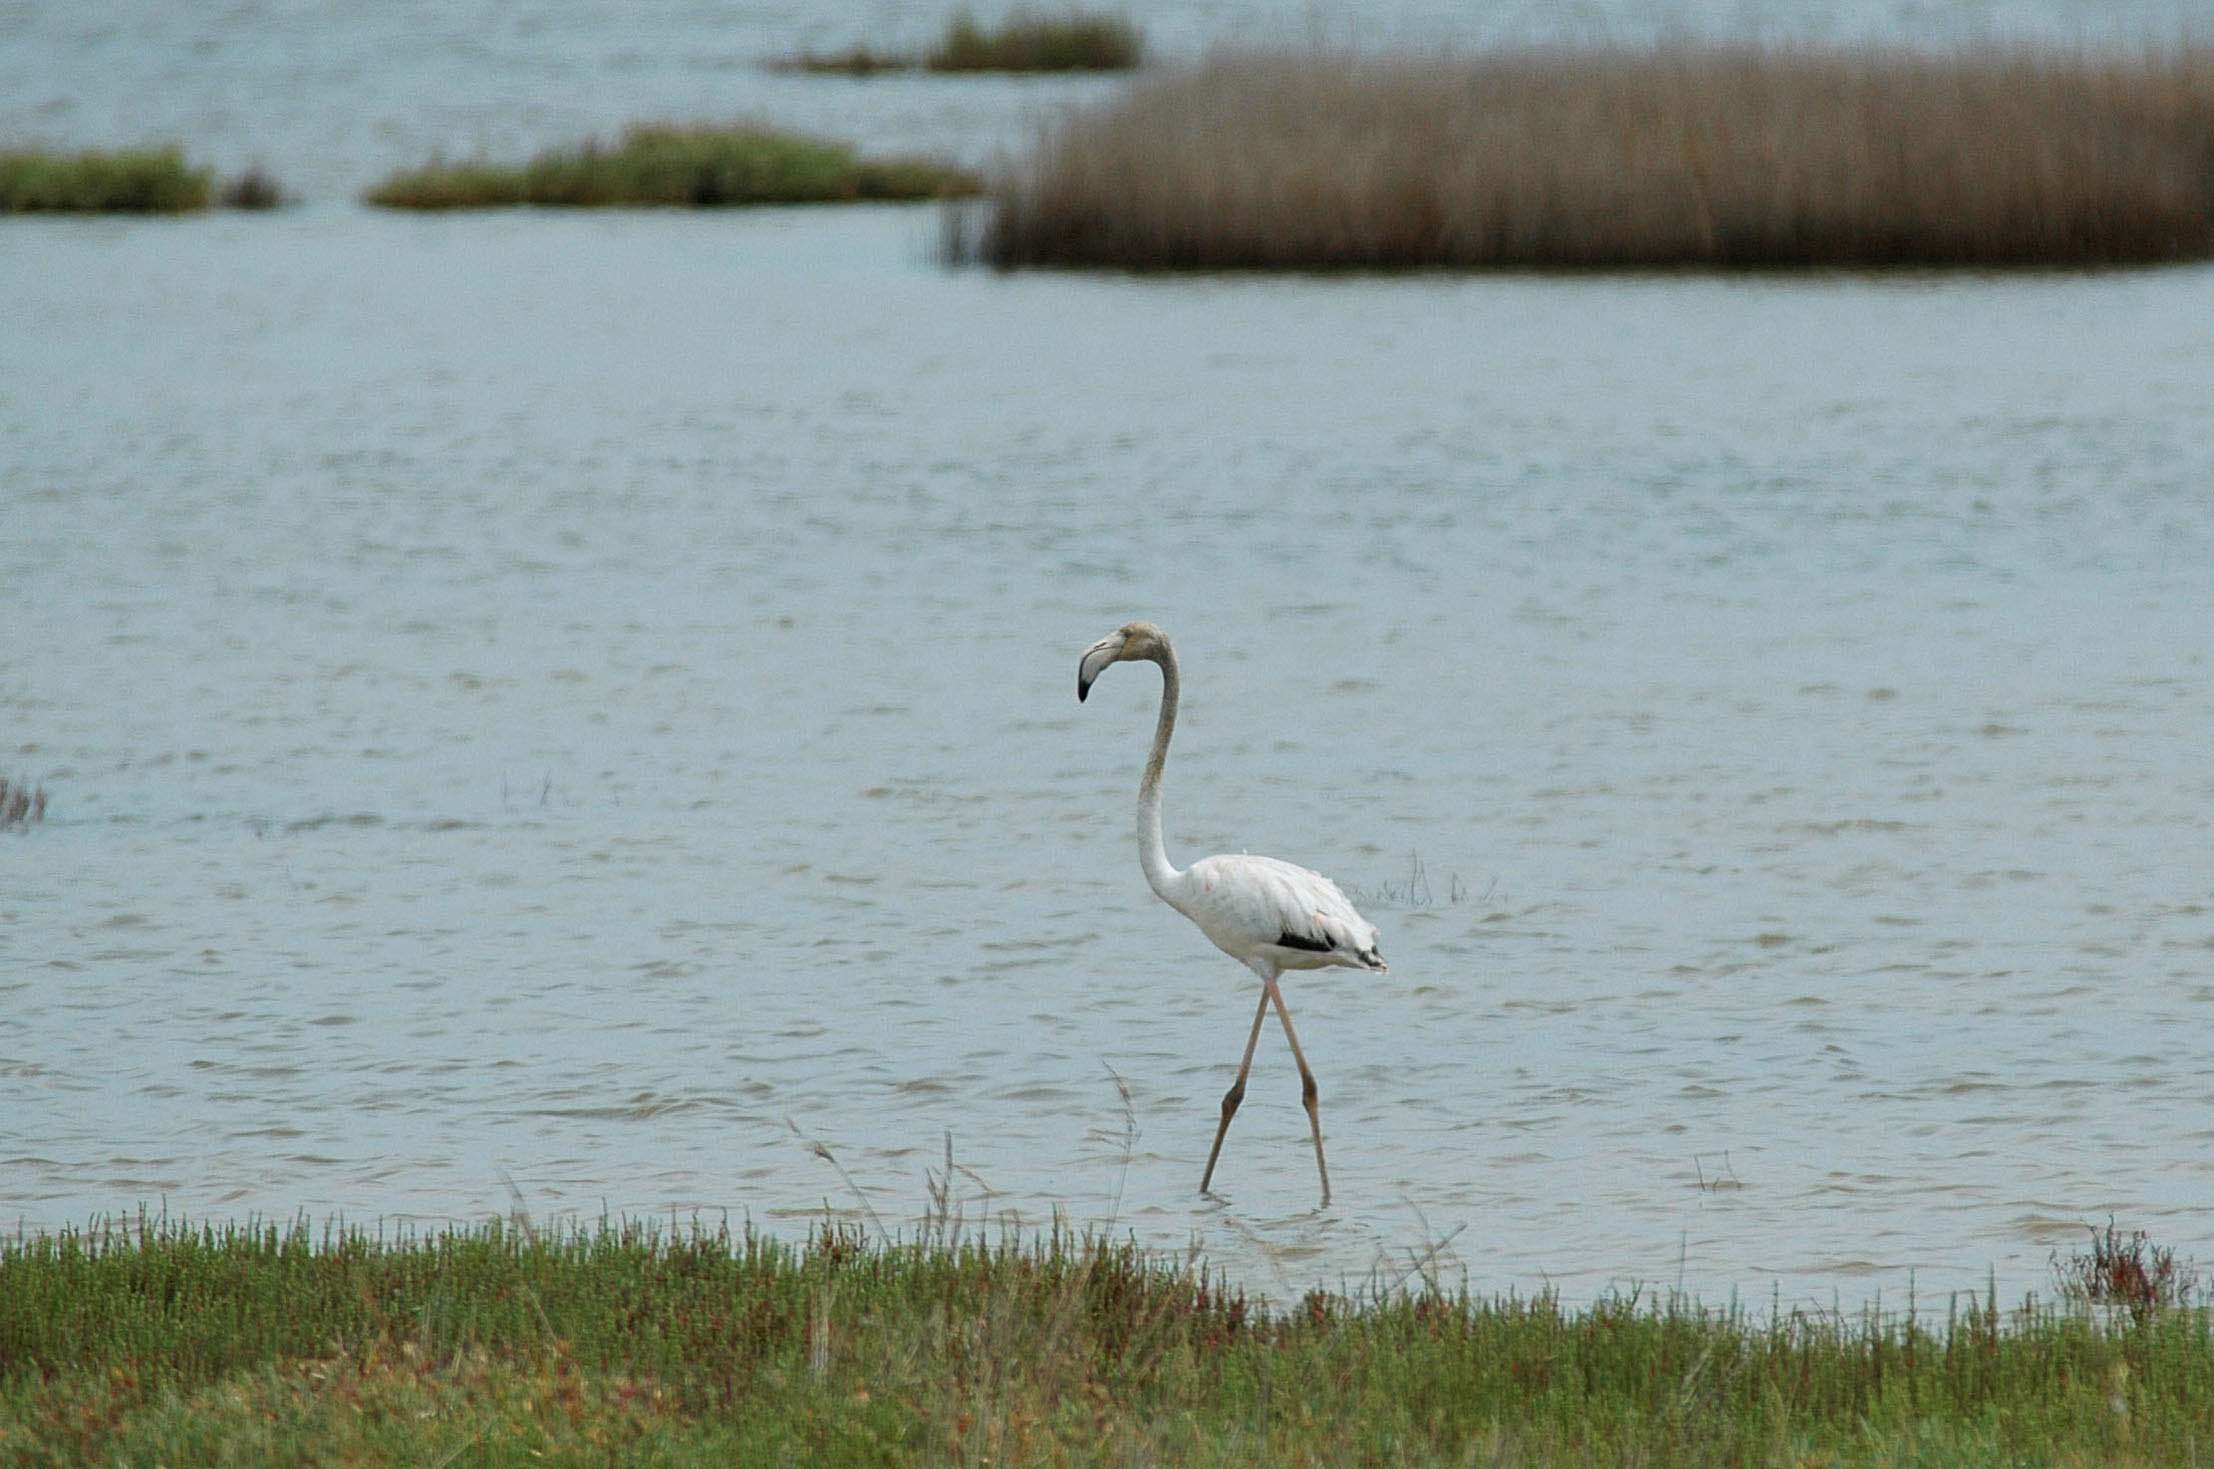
<box><xmin>0</xmin><ymin>775</ymin><xmax>47</xmax><ymax>828</ymax></box>
<box><xmin>1342</xmin><ymin>850</ymin><xmax>1481</xmax><ymax>909</ymax></box>
<box><xmin>365</xmin><ymin>123</ymin><xmax>980</xmax><ymax>209</ymax></box>
<box><xmin>0</xmin><ymin>148</ymin><xmax>210</xmax><ymax>212</ymax></box>
<box><xmin>775</xmin><ymin>9</ymin><xmax>1141</xmax><ymax>75</ymax></box>
<box><xmin>4</xmin><ymin>1208</ymin><xmax>2212</xmax><ymax>1464</ymax></box>
<box><xmin>962</xmin><ymin>47</ymin><xmax>2214</xmax><ymax>270</ymax></box>
<box><xmin>770</xmin><ymin>42</ymin><xmax>914</xmax><ymax>77</ymax></box>
<box><xmin>926</xmin><ymin>9</ymin><xmax>1141</xmax><ymax>72</ymax></box>
<box><xmin>217</xmin><ymin>163</ymin><xmax>287</xmax><ymax>209</ymax></box>
<box><xmin>0</xmin><ymin>151</ymin><xmax>290</xmax><ymax>212</ymax></box>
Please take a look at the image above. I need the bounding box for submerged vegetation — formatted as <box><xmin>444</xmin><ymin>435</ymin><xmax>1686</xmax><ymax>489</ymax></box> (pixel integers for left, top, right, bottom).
<box><xmin>777</xmin><ymin>9</ymin><xmax>1142</xmax><ymax>76</ymax></box>
<box><xmin>965</xmin><ymin>47</ymin><xmax>2214</xmax><ymax>270</ymax></box>
<box><xmin>365</xmin><ymin>123</ymin><xmax>979</xmax><ymax>209</ymax></box>
<box><xmin>2</xmin><ymin>1213</ymin><xmax>2211</xmax><ymax>1465</ymax></box>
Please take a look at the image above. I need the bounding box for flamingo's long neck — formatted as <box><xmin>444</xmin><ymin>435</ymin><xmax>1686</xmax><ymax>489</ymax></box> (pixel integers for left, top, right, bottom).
<box><xmin>1137</xmin><ymin>642</ymin><xmax>1182</xmax><ymax>901</ymax></box>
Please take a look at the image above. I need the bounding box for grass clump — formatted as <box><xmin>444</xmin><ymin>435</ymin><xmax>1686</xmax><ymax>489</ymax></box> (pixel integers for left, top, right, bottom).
<box><xmin>772</xmin><ymin>43</ymin><xmax>915</xmax><ymax>77</ymax></box>
<box><xmin>365</xmin><ymin>123</ymin><xmax>979</xmax><ymax>209</ymax></box>
<box><xmin>926</xmin><ymin>9</ymin><xmax>1142</xmax><ymax>72</ymax></box>
<box><xmin>0</xmin><ymin>150</ymin><xmax>291</xmax><ymax>212</ymax></box>
<box><xmin>0</xmin><ymin>148</ymin><xmax>210</xmax><ymax>212</ymax></box>
<box><xmin>776</xmin><ymin>9</ymin><xmax>1141</xmax><ymax>75</ymax></box>
<box><xmin>216</xmin><ymin>163</ymin><xmax>287</xmax><ymax>209</ymax></box>
<box><xmin>966</xmin><ymin>47</ymin><xmax>2214</xmax><ymax>270</ymax></box>
<box><xmin>4</xmin><ymin>1212</ymin><xmax>2214</xmax><ymax>1466</ymax></box>
<box><xmin>0</xmin><ymin>775</ymin><xmax>47</xmax><ymax>828</ymax></box>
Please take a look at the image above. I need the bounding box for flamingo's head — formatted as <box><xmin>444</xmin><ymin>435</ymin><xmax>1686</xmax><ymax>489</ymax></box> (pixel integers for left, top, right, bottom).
<box><xmin>1077</xmin><ymin>621</ymin><xmax>1168</xmax><ymax>702</ymax></box>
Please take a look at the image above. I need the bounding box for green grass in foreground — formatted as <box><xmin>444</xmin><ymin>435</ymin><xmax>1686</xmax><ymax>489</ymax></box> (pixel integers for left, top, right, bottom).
<box><xmin>0</xmin><ymin>148</ymin><xmax>210</xmax><ymax>212</ymax></box>
<box><xmin>778</xmin><ymin>10</ymin><xmax>1142</xmax><ymax>75</ymax></box>
<box><xmin>365</xmin><ymin>123</ymin><xmax>979</xmax><ymax>210</ymax></box>
<box><xmin>3</xmin><ymin>1215</ymin><xmax>2212</xmax><ymax>1465</ymax></box>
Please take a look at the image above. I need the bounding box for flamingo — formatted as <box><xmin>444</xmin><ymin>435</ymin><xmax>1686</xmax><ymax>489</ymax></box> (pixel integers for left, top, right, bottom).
<box><xmin>1078</xmin><ymin>622</ymin><xmax>1385</xmax><ymax>1207</ymax></box>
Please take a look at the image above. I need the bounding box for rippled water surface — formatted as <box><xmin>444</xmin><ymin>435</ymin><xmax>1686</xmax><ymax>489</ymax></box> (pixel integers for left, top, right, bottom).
<box><xmin>4</xmin><ymin>0</ymin><xmax>2214</xmax><ymax>1310</ymax></box>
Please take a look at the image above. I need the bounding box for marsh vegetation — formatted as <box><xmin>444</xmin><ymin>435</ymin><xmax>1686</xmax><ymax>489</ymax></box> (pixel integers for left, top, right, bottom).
<box><xmin>364</xmin><ymin>123</ymin><xmax>979</xmax><ymax>209</ymax></box>
<box><xmin>0</xmin><ymin>150</ymin><xmax>290</xmax><ymax>213</ymax></box>
<box><xmin>217</xmin><ymin>163</ymin><xmax>288</xmax><ymax>210</ymax></box>
<box><xmin>776</xmin><ymin>9</ymin><xmax>1142</xmax><ymax>76</ymax></box>
<box><xmin>0</xmin><ymin>149</ymin><xmax>209</xmax><ymax>213</ymax></box>
<box><xmin>2054</xmin><ymin>1218</ymin><xmax>2202</xmax><ymax>1325</ymax></box>
<box><xmin>2</xmin><ymin>1213</ymin><xmax>2208</xmax><ymax>1465</ymax></box>
<box><xmin>963</xmin><ymin>48</ymin><xmax>2214</xmax><ymax>270</ymax></box>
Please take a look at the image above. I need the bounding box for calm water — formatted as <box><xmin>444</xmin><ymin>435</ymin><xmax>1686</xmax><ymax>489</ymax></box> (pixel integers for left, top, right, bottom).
<box><xmin>4</xmin><ymin>0</ymin><xmax>2213</xmax><ymax>1311</ymax></box>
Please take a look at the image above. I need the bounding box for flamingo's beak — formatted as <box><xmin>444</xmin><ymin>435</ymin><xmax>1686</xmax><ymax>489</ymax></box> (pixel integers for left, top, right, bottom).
<box><xmin>1077</xmin><ymin>637</ymin><xmax>1121</xmax><ymax>703</ymax></box>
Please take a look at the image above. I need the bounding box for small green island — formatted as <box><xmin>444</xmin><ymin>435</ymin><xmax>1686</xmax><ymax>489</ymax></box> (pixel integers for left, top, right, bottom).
<box><xmin>776</xmin><ymin>10</ymin><xmax>1143</xmax><ymax>76</ymax></box>
<box><xmin>0</xmin><ymin>148</ymin><xmax>284</xmax><ymax>213</ymax></box>
<box><xmin>364</xmin><ymin>123</ymin><xmax>979</xmax><ymax>210</ymax></box>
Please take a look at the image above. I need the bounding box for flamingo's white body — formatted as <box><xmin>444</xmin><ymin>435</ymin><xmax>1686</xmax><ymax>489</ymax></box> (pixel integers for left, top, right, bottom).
<box><xmin>1078</xmin><ymin>622</ymin><xmax>1384</xmax><ymax>1206</ymax></box>
<box><xmin>1170</xmin><ymin>853</ymin><xmax>1386</xmax><ymax>980</ymax></box>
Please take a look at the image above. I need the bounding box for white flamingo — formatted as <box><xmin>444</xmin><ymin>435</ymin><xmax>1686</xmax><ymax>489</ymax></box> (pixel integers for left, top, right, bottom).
<box><xmin>1078</xmin><ymin>622</ymin><xmax>1385</xmax><ymax>1207</ymax></box>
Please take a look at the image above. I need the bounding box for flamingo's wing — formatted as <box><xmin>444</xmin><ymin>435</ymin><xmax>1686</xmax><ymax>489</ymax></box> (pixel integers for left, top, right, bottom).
<box><xmin>1183</xmin><ymin>853</ymin><xmax>1385</xmax><ymax>969</ymax></box>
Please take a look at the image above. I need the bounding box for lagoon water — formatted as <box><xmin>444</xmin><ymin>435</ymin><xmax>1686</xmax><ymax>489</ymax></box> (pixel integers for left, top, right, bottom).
<box><xmin>4</xmin><ymin>0</ymin><xmax>2214</xmax><ymax>1312</ymax></box>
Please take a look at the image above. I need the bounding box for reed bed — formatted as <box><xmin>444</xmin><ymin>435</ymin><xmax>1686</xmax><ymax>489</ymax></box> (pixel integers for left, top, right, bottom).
<box><xmin>3</xmin><ymin>1213</ymin><xmax>2211</xmax><ymax>1465</ymax></box>
<box><xmin>777</xmin><ymin>10</ymin><xmax>1141</xmax><ymax>76</ymax></box>
<box><xmin>364</xmin><ymin>123</ymin><xmax>978</xmax><ymax>210</ymax></box>
<box><xmin>966</xmin><ymin>48</ymin><xmax>2214</xmax><ymax>270</ymax></box>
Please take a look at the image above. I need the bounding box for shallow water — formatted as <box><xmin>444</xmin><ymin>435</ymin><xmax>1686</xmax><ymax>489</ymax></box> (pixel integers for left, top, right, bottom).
<box><xmin>5</xmin><ymin>0</ymin><xmax>2214</xmax><ymax>1311</ymax></box>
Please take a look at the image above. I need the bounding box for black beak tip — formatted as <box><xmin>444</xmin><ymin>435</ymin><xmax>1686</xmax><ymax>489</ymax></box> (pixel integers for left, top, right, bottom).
<box><xmin>1077</xmin><ymin>679</ymin><xmax>1091</xmax><ymax>703</ymax></box>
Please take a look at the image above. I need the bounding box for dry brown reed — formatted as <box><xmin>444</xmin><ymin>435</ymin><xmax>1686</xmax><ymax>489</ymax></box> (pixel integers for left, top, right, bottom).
<box><xmin>965</xmin><ymin>47</ymin><xmax>2214</xmax><ymax>269</ymax></box>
